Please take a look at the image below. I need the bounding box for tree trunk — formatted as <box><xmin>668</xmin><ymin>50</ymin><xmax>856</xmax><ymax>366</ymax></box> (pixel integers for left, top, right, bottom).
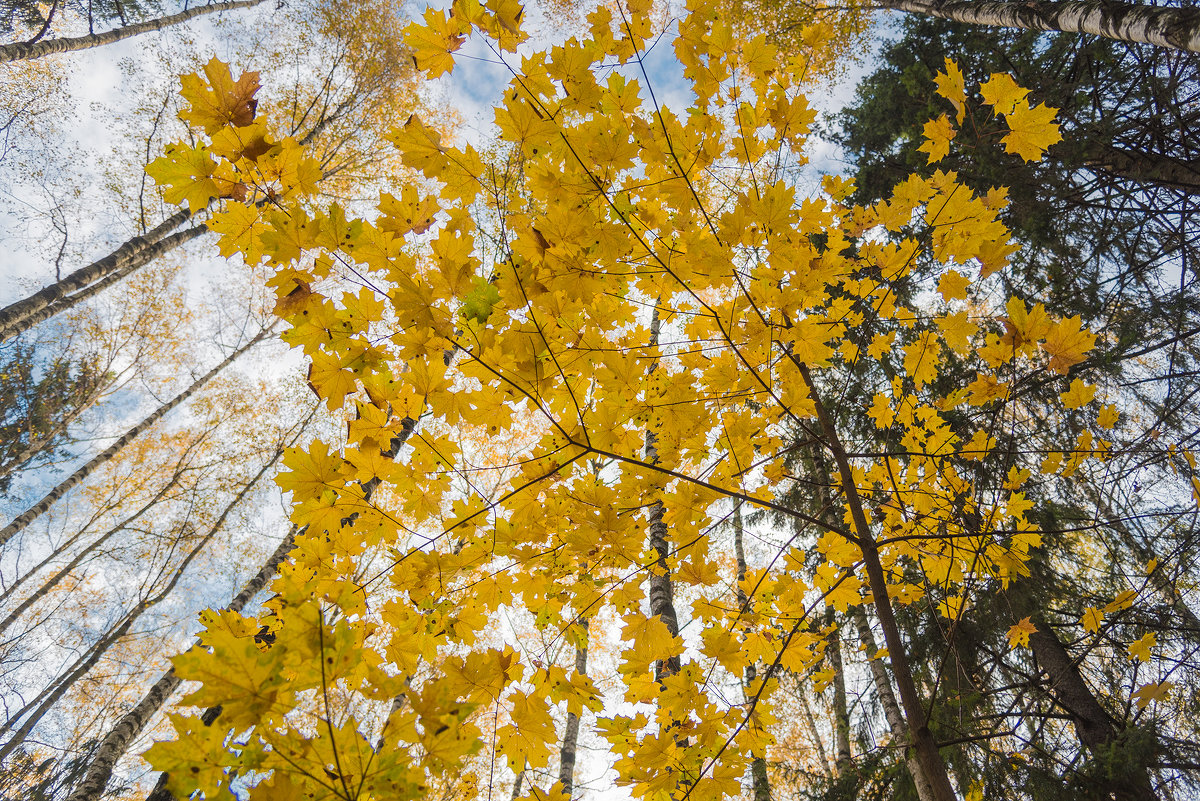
<box><xmin>0</xmin><ymin>467</ymin><xmax>187</xmax><ymax>636</ymax></box>
<box><xmin>62</xmin><ymin>525</ymin><xmax>299</xmax><ymax>801</ymax></box>
<box><xmin>1082</xmin><ymin>144</ymin><xmax>1200</xmax><ymax>193</ymax></box>
<box><xmin>1007</xmin><ymin>580</ymin><xmax>1156</xmax><ymax>800</ymax></box>
<box><xmin>731</xmin><ymin>501</ymin><xmax>772</xmax><ymax>801</ymax></box>
<box><xmin>876</xmin><ymin>0</ymin><xmax>1200</xmax><ymax>54</ymax></box>
<box><xmin>798</xmin><ymin>365</ymin><xmax>957</xmax><ymax>801</ymax></box>
<box><xmin>827</xmin><ymin>610</ymin><xmax>853</xmax><ymax>776</ymax></box>
<box><xmin>644</xmin><ymin>305</ymin><xmax>681</xmax><ymax>684</ymax></box>
<box><xmin>852</xmin><ymin>606</ymin><xmax>939</xmax><ymax>801</ymax></box>
<box><xmin>0</xmin><ymin>210</ymin><xmax>198</xmax><ymax>345</ymax></box>
<box><xmin>4</xmin><ymin>224</ymin><xmax>208</xmax><ymax>345</ymax></box>
<box><xmin>558</xmin><ymin>629</ymin><xmax>588</xmax><ymax>799</ymax></box>
<box><xmin>1</xmin><ymin>443</ymin><xmax>287</xmax><ymax>763</ymax></box>
<box><xmin>0</xmin><ymin>0</ymin><xmax>268</xmax><ymax>63</ymax></box>
<box><xmin>0</xmin><ymin>328</ymin><xmax>271</xmax><ymax>549</ymax></box>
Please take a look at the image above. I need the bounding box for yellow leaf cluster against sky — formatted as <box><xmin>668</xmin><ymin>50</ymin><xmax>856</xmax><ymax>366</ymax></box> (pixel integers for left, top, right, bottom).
<box><xmin>135</xmin><ymin>7</ymin><xmax>1143</xmax><ymax>800</ymax></box>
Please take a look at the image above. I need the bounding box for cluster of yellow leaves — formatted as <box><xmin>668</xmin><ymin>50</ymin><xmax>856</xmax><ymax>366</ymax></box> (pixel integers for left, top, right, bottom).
<box><xmin>920</xmin><ymin>59</ymin><xmax>1063</xmax><ymax>166</ymax></box>
<box><xmin>140</xmin><ymin>5</ymin><xmax>1122</xmax><ymax>800</ymax></box>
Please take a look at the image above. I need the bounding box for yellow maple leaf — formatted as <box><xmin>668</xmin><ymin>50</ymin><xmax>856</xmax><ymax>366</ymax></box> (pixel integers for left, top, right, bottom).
<box><xmin>1002</xmin><ymin>101</ymin><xmax>1062</xmax><ymax>163</ymax></box>
<box><xmin>933</xmin><ymin>58</ymin><xmax>966</xmax><ymax>123</ymax></box>
<box><xmin>918</xmin><ymin>114</ymin><xmax>955</xmax><ymax>164</ymax></box>
<box><xmin>1080</xmin><ymin>606</ymin><xmax>1104</xmax><ymax>633</ymax></box>
<box><xmin>1060</xmin><ymin>378</ymin><xmax>1097</xmax><ymax>409</ymax></box>
<box><xmin>1097</xmin><ymin>403</ymin><xmax>1119</xmax><ymax>429</ymax></box>
<box><xmin>179</xmin><ymin>57</ymin><xmax>260</xmax><ymax>134</ymax></box>
<box><xmin>978</xmin><ymin>73</ymin><xmax>1029</xmax><ymax>117</ymax></box>
<box><xmin>1104</xmin><ymin>588</ymin><xmax>1138</xmax><ymax>614</ymax></box>
<box><xmin>1006</xmin><ymin>617</ymin><xmax>1037</xmax><ymax>648</ymax></box>
<box><xmin>1042</xmin><ymin>315</ymin><xmax>1096</xmax><ymax>374</ymax></box>
<box><xmin>1132</xmin><ymin>680</ymin><xmax>1175</xmax><ymax>710</ymax></box>
<box><xmin>937</xmin><ymin>269</ymin><xmax>970</xmax><ymax>301</ymax></box>
<box><xmin>1128</xmin><ymin>632</ymin><xmax>1156</xmax><ymax>663</ymax></box>
<box><xmin>405</xmin><ymin>9</ymin><xmax>467</xmax><ymax>78</ymax></box>
<box><xmin>868</xmin><ymin>331</ymin><xmax>895</xmax><ymax>359</ymax></box>
<box><xmin>904</xmin><ymin>332</ymin><xmax>942</xmax><ymax>389</ymax></box>
<box><xmin>938</xmin><ymin>310</ymin><xmax>977</xmax><ymax>354</ymax></box>
<box><xmin>868</xmin><ymin>392</ymin><xmax>894</xmax><ymax>429</ymax></box>
<box><xmin>146</xmin><ymin>144</ymin><xmax>223</xmax><ymax>211</ymax></box>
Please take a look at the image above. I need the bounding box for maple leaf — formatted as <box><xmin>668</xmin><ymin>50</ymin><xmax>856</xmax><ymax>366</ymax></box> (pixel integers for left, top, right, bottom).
<box><xmin>146</xmin><ymin>144</ymin><xmax>224</xmax><ymax>211</ymax></box>
<box><xmin>868</xmin><ymin>392</ymin><xmax>894</xmax><ymax>429</ymax></box>
<box><xmin>1006</xmin><ymin>617</ymin><xmax>1036</xmax><ymax>648</ymax></box>
<box><xmin>933</xmin><ymin>58</ymin><xmax>966</xmax><ymax>124</ymax></box>
<box><xmin>1132</xmin><ymin>680</ymin><xmax>1175</xmax><ymax>710</ymax></box>
<box><xmin>937</xmin><ymin>269</ymin><xmax>970</xmax><ymax>302</ymax></box>
<box><xmin>1080</xmin><ymin>606</ymin><xmax>1104</xmax><ymax>633</ymax></box>
<box><xmin>1104</xmin><ymin>589</ymin><xmax>1138</xmax><ymax>614</ymax></box>
<box><xmin>1097</xmin><ymin>403</ymin><xmax>1120</xmax><ymax>429</ymax></box>
<box><xmin>1060</xmin><ymin>378</ymin><xmax>1097</xmax><ymax>409</ymax></box>
<box><xmin>918</xmin><ymin>114</ymin><xmax>955</xmax><ymax>164</ymax></box>
<box><xmin>405</xmin><ymin>9</ymin><xmax>467</xmax><ymax>77</ymax></box>
<box><xmin>277</xmin><ymin>442</ymin><xmax>344</xmax><ymax>503</ymax></box>
<box><xmin>1128</xmin><ymin>632</ymin><xmax>1156</xmax><ymax>663</ymax></box>
<box><xmin>938</xmin><ymin>310</ymin><xmax>977</xmax><ymax>355</ymax></box>
<box><xmin>179</xmin><ymin>57</ymin><xmax>261</xmax><ymax>134</ymax></box>
<box><xmin>1042</xmin><ymin>315</ymin><xmax>1096</xmax><ymax>374</ymax></box>
<box><xmin>979</xmin><ymin>73</ymin><xmax>1029</xmax><ymax>117</ymax></box>
<box><xmin>1001</xmin><ymin>101</ymin><xmax>1062</xmax><ymax>163</ymax></box>
<box><xmin>904</xmin><ymin>332</ymin><xmax>942</xmax><ymax>389</ymax></box>
<box><xmin>208</xmin><ymin>202</ymin><xmax>266</xmax><ymax>261</ymax></box>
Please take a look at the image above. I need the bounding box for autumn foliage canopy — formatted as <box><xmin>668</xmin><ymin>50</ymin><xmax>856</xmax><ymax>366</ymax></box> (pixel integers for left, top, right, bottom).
<box><xmin>130</xmin><ymin>0</ymin><xmax>1183</xmax><ymax>798</ymax></box>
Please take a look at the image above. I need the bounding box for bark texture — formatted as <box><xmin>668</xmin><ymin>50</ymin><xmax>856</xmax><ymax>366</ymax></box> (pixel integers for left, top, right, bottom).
<box><xmin>0</xmin><ymin>210</ymin><xmax>198</xmax><ymax>345</ymax></box>
<box><xmin>732</xmin><ymin>502</ymin><xmax>772</xmax><ymax>801</ymax></box>
<box><xmin>877</xmin><ymin>0</ymin><xmax>1200</xmax><ymax>54</ymax></box>
<box><xmin>643</xmin><ymin>305</ymin><xmax>681</xmax><ymax>683</ymax></box>
<box><xmin>557</xmin><ymin>630</ymin><xmax>588</xmax><ymax>799</ymax></box>
<box><xmin>1083</xmin><ymin>144</ymin><xmax>1200</xmax><ymax>193</ymax></box>
<box><xmin>1007</xmin><ymin>579</ymin><xmax>1157</xmax><ymax>800</ymax></box>
<box><xmin>0</xmin><ymin>329</ymin><xmax>270</xmax><ymax>548</ymax></box>
<box><xmin>0</xmin><ymin>97</ymin><xmax>344</xmax><ymax>345</ymax></box>
<box><xmin>852</xmin><ymin>606</ymin><xmax>938</xmax><ymax>801</ymax></box>
<box><xmin>0</xmin><ymin>0</ymin><xmax>267</xmax><ymax>63</ymax></box>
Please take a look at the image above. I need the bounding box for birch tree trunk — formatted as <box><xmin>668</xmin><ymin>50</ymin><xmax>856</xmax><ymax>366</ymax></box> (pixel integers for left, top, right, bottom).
<box><xmin>876</xmin><ymin>0</ymin><xmax>1200</xmax><ymax>54</ymax></box>
<box><xmin>61</xmin><ymin>526</ymin><xmax>299</xmax><ymax>801</ymax></box>
<box><xmin>0</xmin><ymin>210</ymin><xmax>199</xmax><ymax>345</ymax></box>
<box><xmin>852</xmin><ymin>606</ymin><xmax>939</xmax><ymax>801</ymax></box>
<box><xmin>557</xmin><ymin>629</ymin><xmax>588</xmax><ymax>799</ymax></box>
<box><xmin>1</xmin><ymin>439</ymin><xmax>290</xmax><ymax>763</ymax></box>
<box><xmin>0</xmin><ymin>468</ymin><xmax>188</xmax><ymax>636</ymax></box>
<box><xmin>826</xmin><ymin>611</ymin><xmax>853</xmax><ymax>775</ymax></box>
<box><xmin>135</xmin><ymin>406</ymin><xmax>416</xmax><ymax>801</ymax></box>
<box><xmin>732</xmin><ymin>501</ymin><xmax>772</xmax><ymax>801</ymax></box>
<box><xmin>0</xmin><ymin>328</ymin><xmax>271</xmax><ymax>549</ymax></box>
<box><xmin>643</xmin><ymin>304</ymin><xmax>681</xmax><ymax>684</ymax></box>
<box><xmin>0</xmin><ymin>96</ymin><xmax>351</xmax><ymax>345</ymax></box>
<box><xmin>0</xmin><ymin>0</ymin><xmax>268</xmax><ymax>63</ymax></box>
